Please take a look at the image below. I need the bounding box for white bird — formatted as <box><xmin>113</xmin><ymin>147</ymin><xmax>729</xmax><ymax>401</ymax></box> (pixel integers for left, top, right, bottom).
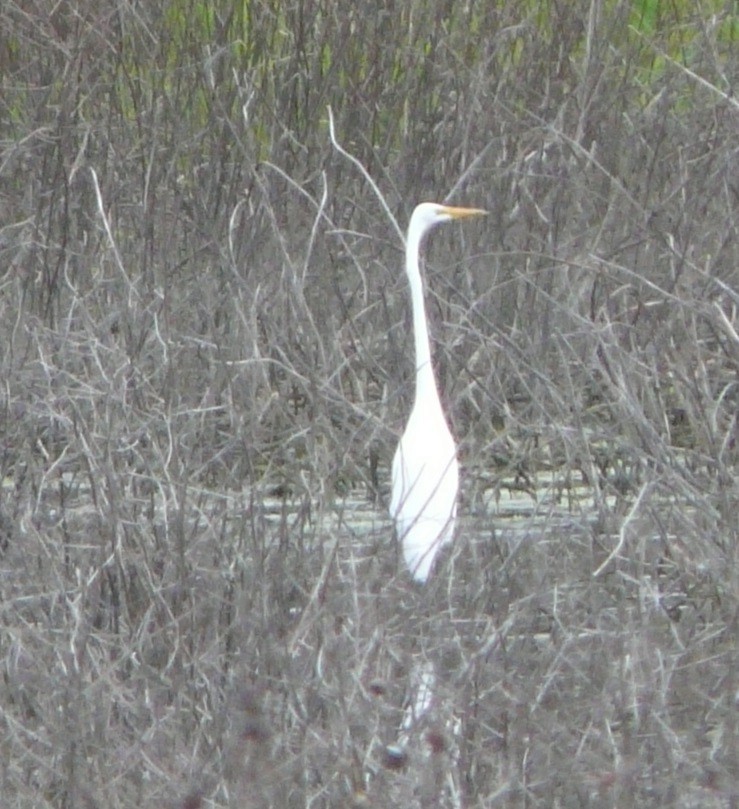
<box><xmin>390</xmin><ymin>202</ymin><xmax>487</xmax><ymax>582</ymax></box>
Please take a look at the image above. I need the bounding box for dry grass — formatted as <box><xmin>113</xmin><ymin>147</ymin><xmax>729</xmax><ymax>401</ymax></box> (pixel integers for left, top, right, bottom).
<box><xmin>1</xmin><ymin>1</ymin><xmax>738</xmax><ymax>807</ymax></box>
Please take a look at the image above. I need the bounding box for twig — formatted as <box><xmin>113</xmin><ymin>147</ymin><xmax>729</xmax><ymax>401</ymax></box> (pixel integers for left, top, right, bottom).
<box><xmin>593</xmin><ymin>480</ymin><xmax>651</xmax><ymax>577</ymax></box>
<box><xmin>327</xmin><ymin>106</ymin><xmax>403</xmax><ymax>243</ymax></box>
<box><xmin>89</xmin><ymin>167</ymin><xmax>139</xmax><ymax>302</ymax></box>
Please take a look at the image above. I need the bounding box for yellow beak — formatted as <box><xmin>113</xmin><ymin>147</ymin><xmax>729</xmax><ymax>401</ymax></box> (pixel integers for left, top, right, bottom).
<box><xmin>440</xmin><ymin>205</ymin><xmax>488</xmax><ymax>220</ymax></box>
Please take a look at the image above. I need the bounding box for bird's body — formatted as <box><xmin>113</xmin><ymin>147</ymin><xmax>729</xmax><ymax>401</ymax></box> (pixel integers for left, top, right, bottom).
<box><xmin>390</xmin><ymin>203</ymin><xmax>486</xmax><ymax>582</ymax></box>
<box><xmin>390</xmin><ymin>389</ymin><xmax>458</xmax><ymax>583</ymax></box>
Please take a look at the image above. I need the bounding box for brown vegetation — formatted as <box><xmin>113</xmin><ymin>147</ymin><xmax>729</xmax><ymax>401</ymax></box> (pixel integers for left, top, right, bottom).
<box><xmin>1</xmin><ymin>1</ymin><xmax>738</xmax><ymax>806</ymax></box>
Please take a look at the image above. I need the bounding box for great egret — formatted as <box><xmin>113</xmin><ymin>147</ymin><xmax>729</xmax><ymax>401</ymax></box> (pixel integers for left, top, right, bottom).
<box><xmin>390</xmin><ymin>202</ymin><xmax>487</xmax><ymax>582</ymax></box>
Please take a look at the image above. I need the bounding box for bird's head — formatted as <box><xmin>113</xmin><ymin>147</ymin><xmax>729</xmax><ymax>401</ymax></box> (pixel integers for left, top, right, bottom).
<box><xmin>409</xmin><ymin>202</ymin><xmax>487</xmax><ymax>242</ymax></box>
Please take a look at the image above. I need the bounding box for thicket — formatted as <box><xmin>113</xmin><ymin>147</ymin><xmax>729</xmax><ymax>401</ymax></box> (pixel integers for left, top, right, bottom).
<box><xmin>1</xmin><ymin>1</ymin><xmax>738</xmax><ymax>806</ymax></box>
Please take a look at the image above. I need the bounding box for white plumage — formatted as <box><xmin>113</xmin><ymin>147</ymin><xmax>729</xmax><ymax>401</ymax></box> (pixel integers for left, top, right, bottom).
<box><xmin>390</xmin><ymin>203</ymin><xmax>486</xmax><ymax>582</ymax></box>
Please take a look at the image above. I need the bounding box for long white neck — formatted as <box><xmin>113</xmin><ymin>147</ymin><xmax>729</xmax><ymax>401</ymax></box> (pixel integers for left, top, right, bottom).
<box><xmin>405</xmin><ymin>226</ymin><xmax>442</xmax><ymax>410</ymax></box>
